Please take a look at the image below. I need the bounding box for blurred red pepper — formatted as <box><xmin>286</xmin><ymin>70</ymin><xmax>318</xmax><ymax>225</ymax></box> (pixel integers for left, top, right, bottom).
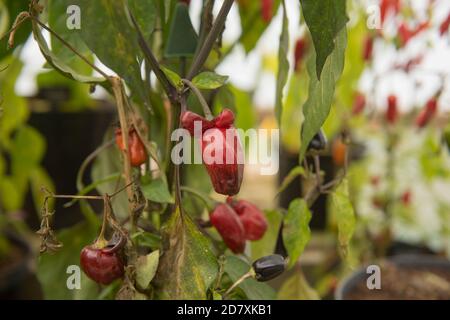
<box><xmin>115</xmin><ymin>127</ymin><xmax>148</xmax><ymax>167</ymax></box>
<box><xmin>401</xmin><ymin>190</ymin><xmax>411</xmax><ymax>206</ymax></box>
<box><xmin>261</xmin><ymin>0</ymin><xmax>273</xmax><ymax>23</ymax></box>
<box><xmin>362</xmin><ymin>35</ymin><xmax>374</xmax><ymax>61</ymax></box>
<box><xmin>440</xmin><ymin>13</ymin><xmax>450</xmax><ymax>36</ymax></box>
<box><xmin>380</xmin><ymin>0</ymin><xmax>400</xmax><ymax>25</ymax></box>
<box><xmin>352</xmin><ymin>93</ymin><xmax>366</xmax><ymax>115</ymax></box>
<box><xmin>294</xmin><ymin>37</ymin><xmax>307</xmax><ymax>71</ymax></box>
<box><xmin>227</xmin><ymin>197</ymin><xmax>268</xmax><ymax>240</ymax></box>
<box><xmin>398</xmin><ymin>21</ymin><xmax>429</xmax><ymax>46</ymax></box>
<box><xmin>386</xmin><ymin>95</ymin><xmax>399</xmax><ymax>124</ymax></box>
<box><xmin>181</xmin><ymin>109</ymin><xmax>244</xmax><ymax>196</ymax></box>
<box><xmin>415</xmin><ymin>98</ymin><xmax>438</xmax><ymax>128</ymax></box>
<box><xmin>210</xmin><ymin>203</ymin><xmax>246</xmax><ymax>254</ymax></box>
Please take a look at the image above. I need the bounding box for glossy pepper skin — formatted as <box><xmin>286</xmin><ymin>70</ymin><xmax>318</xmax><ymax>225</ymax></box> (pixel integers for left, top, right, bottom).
<box><xmin>252</xmin><ymin>254</ymin><xmax>286</xmax><ymax>282</ymax></box>
<box><xmin>80</xmin><ymin>245</ymin><xmax>124</xmax><ymax>285</ymax></box>
<box><xmin>227</xmin><ymin>197</ymin><xmax>268</xmax><ymax>241</ymax></box>
<box><xmin>210</xmin><ymin>203</ymin><xmax>246</xmax><ymax>254</ymax></box>
<box><xmin>115</xmin><ymin>127</ymin><xmax>148</xmax><ymax>167</ymax></box>
<box><xmin>181</xmin><ymin>109</ymin><xmax>244</xmax><ymax>196</ymax></box>
<box><xmin>307</xmin><ymin>129</ymin><xmax>327</xmax><ymax>152</ymax></box>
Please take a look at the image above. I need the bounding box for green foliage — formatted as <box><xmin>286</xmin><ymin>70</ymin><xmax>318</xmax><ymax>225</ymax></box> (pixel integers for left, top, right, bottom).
<box><xmin>278</xmin><ymin>270</ymin><xmax>320</xmax><ymax>300</ymax></box>
<box><xmin>299</xmin><ymin>28</ymin><xmax>347</xmax><ymax>162</ymax></box>
<box><xmin>274</xmin><ymin>1</ymin><xmax>289</xmax><ymax>125</ymax></box>
<box><xmin>153</xmin><ymin>208</ymin><xmax>218</xmax><ymax>299</ymax></box>
<box><xmin>192</xmin><ymin>72</ymin><xmax>229</xmax><ymax>90</ymax></box>
<box><xmin>135</xmin><ymin>250</ymin><xmax>159</xmax><ymax>290</ymax></box>
<box><xmin>141</xmin><ymin>177</ymin><xmax>174</xmax><ymax>204</ymax></box>
<box><xmin>300</xmin><ymin>0</ymin><xmax>348</xmax><ymax>79</ymax></box>
<box><xmin>251</xmin><ymin>210</ymin><xmax>283</xmax><ymax>260</ymax></box>
<box><xmin>282</xmin><ymin>199</ymin><xmax>312</xmax><ymax>269</ymax></box>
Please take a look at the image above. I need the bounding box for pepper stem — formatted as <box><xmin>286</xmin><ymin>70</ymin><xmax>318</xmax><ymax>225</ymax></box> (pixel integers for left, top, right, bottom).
<box><xmin>182</xmin><ymin>79</ymin><xmax>214</xmax><ymax>120</ymax></box>
<box><xmin>223</xmin><ymin>268</ymin><xmax>256</xmax><ymax>299</ymax></box>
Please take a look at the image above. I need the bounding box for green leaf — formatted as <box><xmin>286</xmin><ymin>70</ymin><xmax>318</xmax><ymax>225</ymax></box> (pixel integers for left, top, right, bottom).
<box><xmin>0</xmin><ymin>177</ymin><xmax>21</xmax><ymax>211</ymax></box>
<box><xmin>10</xmin><ymin>125</ymin><xmax>45</xmax><ymax>173</ymax></box>
<box><xmin>153</xmin><ymin>208</ymin><xmax>218</xmax><ymax>299</ymax></box>
<box><xmin>141</xmin><ymin>177</ymin><xmax>174</xmax><ymax>204</ymax></box>
<box><xmin>299</xmin><ymin>28</ymin><xmax>347</xmax><ymax>162</ymax></box>
<box><xmin>132</xmin><ymin>231</ymin><xmax>161</xmax><ymax>250</ymax></box>
<box><xmin>161</xmin><ymin>66</ymin><xmax>183</xmax><ymax>90</ymax></box>
<box><xmin>36</xmin><ymin>223</ymin><xmax>111</xmax><ymax>300</ymax></box>
<box><xmin>251</xmin><ymin>210</ymin><xmax>283</xmax><ymax>261</ymax></box>
<box><xmin>127</xmin><ymin>0</ymin><xmax>157</xmax><ymax>41</ymax></box>
<box><xmin>31</xmin><ymin>20</ymin><xmax>105</xmax><ymax>84</ymax></box>
<box><xmin>300</xmin><ymin>0</ymin><xmax>348</xmax><ymax>79</ymax></box>
<box><xmin>136</xmin><ymin>250</ymin><xmax>159</xmax><ymax>290</ymax></box>
<box><xmin>275</xmin><ymin>1</ymin><xmax>289</xmax><ymax>125</ymax></box>
<box><xmin>278</xmin><ymin>270</ymin><xmax>320</xmax><ymax>300</ymax></box>
<box><xmin>277</xmin><ymin>166</ymin><xmax>305</xmax><ymax>196</ymax></box>
<box><xmin>330</xmin><ymin>179</ymin><xmax>356</xmax><ymax>252</ymax></box>
<box><xmin>192</xmin><ymin>72</ymin><xmax>229</xmax><ymax>90</ymax></box>
<box><xmin>223</xmin><ymin>256</ymin><xmax>276</xmax><ymax>300</ymax></box>
<box><xmin>282</xmin><ymin>198</ymin><xmax>312</xmax><ymax>269</ymax></box>
<box><xmin>164</xmin><ymin>3</ymin><xmax>198</xmax><ymax>58</ymax></box>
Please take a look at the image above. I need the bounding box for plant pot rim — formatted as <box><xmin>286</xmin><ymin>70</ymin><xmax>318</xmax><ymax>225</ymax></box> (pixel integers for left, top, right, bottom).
<box><xmin>335</xmin><ymin>254</ymin><xmax>450</xmax><ymax>300</ymax></box>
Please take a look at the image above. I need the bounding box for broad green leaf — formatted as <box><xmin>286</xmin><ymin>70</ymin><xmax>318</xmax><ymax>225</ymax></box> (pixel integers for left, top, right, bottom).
<box><xmin>127</xmin><ymin>0</ymin><xmax>157</xmax><ymax>41</ymax></box>
<box><xmin>331</xmin><ymin>179</ymin><xmax>355</xmax><ymax>252</ymax></box>
<box><xmin>164</xmin><ymin>3</ymin><xmax>198</xmax><ymax>58</ymax></box>
<box><xmin>36</xmin><ymin>222</ymin><xmax>112</xmax><ymax>300</ymax></box>
<box><xmin>278</xmin><ymin>270</ymin><xmax>320</xmax><ymax>300</ymax></box>
<box><xmin>161</xmin><ymin>66</ymin><xmax>183</xmax><ymax>89</ymax></box>
<box><xmin>132</xmin><ymin>231</ymin><xmax>161</xmax><ymax>250</ymax></box>
<box><xmin>136</xmin><ymin>250</ymin><xmax>160</xmax><ymax>290</ymax></box>
<box><xmin>31</xmin><ymin>20</ymin><xmax>105</xmax><ymax>84</ymax></box>
<box><xmin>275</xmin><ymin>1</ymin><xmax>289</xmax><ymax>125</ymax></box>
<box><xmin>223</xmin><ymin>256</ymin><xmax>276</xmax><ymax>300</ymax></box>
<box><xmin>10</xmin><ymin>125</ymin><xmax>45</xmax><ymax>173</ymax></box>
<box><xmin>141</xmin><ymin>177</ymin><xmax>174</xmax><ymax>204</ymax></box>
<box><xmin>0</xmin><ymin>177</ymin><xmax>21</xmax><ymax>211</ymax></box>
<box><xmin>282</xmin><ymin>198</ymin><xmax>312</xmax><ymax>269</ymax></box>
<box><xmin>0</xmin><ymin>57</ymin><xmax>28</xmax><ymax>148</ymax></box>
<box><xmin>192</xmin><ymin>72</ymin><xmax>229</xmax><ymax>90</ymax></box>
<box><xmin>153</xmin><ymin>208</ymin><xmax>218</xmax><ymax>299</ymax></box>
<box><xmin>300</xmin><ymin>0</ymin><xmax>348</xmax><ymax>78</ymax></box>
<box><xmin>251</xmin><ymin>210</ymin><xmax>283</xmax><ymax>261</ymax></box>
<box><xmin>299</xmin><ymin>28</ymin><xmax>347</xmax><ymax>162</ymax></box>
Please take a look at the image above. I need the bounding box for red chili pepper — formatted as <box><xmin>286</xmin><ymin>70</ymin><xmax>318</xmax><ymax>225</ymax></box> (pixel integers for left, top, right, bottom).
<box><xmin>386</xmin><ymin>95</ymin><xmax>399</xmax><ymax>124</ymax></box>
<box><xmin>227</xmin><ymin>197</ymin><xmax>268</xmax><ymax>241</ymax></box>
<box><xmin>362</xmin><ymin>35</ymin><xmax>374</xmax><ymax>61</ymax></box>
<box><xmin>352</xmin><ymin>93</ymin><xmax>366</xmax><ymax>115</ymax></box>
<box><xmin>115</xmin><ymin>127</ymin><xmax>148</xmax><ymax>167</ymax></box>
<box><xmin>210</xmin><ymin>203</ymin><xmax>246</xmax><ymax>254</ymax></box>
<box><xmin>181</xmin><ymin>109</ymin><xmax>244</xmax><ymax>196</ymax></box>
<box><xmin>80</xmin><ymin>245</ymin><xmax>124</xmax><ymax>285</ymax></box>
<box><xmin>261</xmin><ymin>0</ymin><xmax>273</xmax><ymax>23</ymax></box>
<box><xmin>294</xmin><ymin>37</ymin><xmax>307</xmax><ymax>71</ymax></box>
<box><xmin>415</xmin><ymin>98</ymin><xmax>438</xmax><ymax>128</ymax></box>
<box><xmin>440</xmin><ymin>13</ymin><xmax>450</xmax><ymax>36</ymax></box>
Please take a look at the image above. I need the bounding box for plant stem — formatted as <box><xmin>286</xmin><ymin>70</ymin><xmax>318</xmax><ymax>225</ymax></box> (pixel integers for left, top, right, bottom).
<box><xmin>187</xmin><ymin>0</ymin><xmax>234</xmax><ymax>80</ymax></box>
<box><xmin>223</xmin><ymin>270</ymin><xmax>254</xmax><ymax>299</ymax></box>
<box><xmin>182</xmin><ymin>79</ymin><xmax>213</xmax><ymax>120</ymax></box>
<box><xmin>180</xmin><ymin>186</ymin><xmax>216</xmax><ymax>211</ymax></box>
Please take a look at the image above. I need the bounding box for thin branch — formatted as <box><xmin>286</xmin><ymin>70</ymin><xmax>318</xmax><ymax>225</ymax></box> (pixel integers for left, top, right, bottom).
<box><xmin>187</xmin><ymin>0</ymin><xmax>234</xmax><ymax>80</ymax></box>
<box><xmin>182</xmin><ymin>79</ymin><xmax>213</xmax><ymax>120</ymax></box>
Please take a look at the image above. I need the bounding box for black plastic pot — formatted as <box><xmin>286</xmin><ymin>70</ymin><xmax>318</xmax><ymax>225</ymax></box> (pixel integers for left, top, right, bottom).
<box><xmin>0</xmin><ymin>232</ymin><xmax>32</xmax><ymax>295</ymax></box>
<box><xmin>335</xmin><ymin>254</ymin><xmax>450</xmax><ymax>300</ymax></box>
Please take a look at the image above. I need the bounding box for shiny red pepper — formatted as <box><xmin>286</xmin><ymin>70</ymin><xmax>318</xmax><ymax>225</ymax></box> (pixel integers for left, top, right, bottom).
<box><xmin>181</xmin><ymin>109</ymin><xmax>244</xmax><ymax>196</ymax></box>
<box><xmin>415</xmin><ymin>98</ymin><xmax>438</xmax><ymax>128</ymax></box>
<box><xmin>80</xmin><ymin>244</ymin><xmax>124</xmax><ymax>285</ymax></box>
<box><xmin>115</xmin><ymin>127</ymin><xmax>148</xmax><ymax>167</ymax></box>
<box><xmin>227</xmin><ymin>197</ymin><xmax>267</xmax><ymax>241</ymax></box>
<box><xmin>210</xmin><ymin>203</ymin><xmax>246</xmax><ymax>254</ymax></box>
<box><xmin>261</xmin><ymin>0</ymin><xmax>273</xmax><ymax>23</ymax></box>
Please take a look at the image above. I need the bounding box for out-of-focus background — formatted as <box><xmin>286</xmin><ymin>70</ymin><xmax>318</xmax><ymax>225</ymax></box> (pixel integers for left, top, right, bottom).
<box><xmin>1</xmin><ymin>0</ymin><xmax>450</xmax><ymax>300</ymax></box>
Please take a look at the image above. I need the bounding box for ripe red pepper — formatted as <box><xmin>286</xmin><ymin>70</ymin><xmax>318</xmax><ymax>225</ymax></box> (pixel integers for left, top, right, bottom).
<box><xmin>80</xmin><ymin>244</ymin><xmax>124</xmax><ymax>285</ymax></box>
<box><xmin>386</xmin><ymin>95</ymin><xmax>399</xmax><ymax>124</ymax></box>
<box><xmin>440</xmin><ymin>13</ymin><xmax>450</xmax><ymax>36</ymax></box>
<box><xmin>210</xmin><ymin>203</ymin><xmax>246</xmax><ymax>254</ymax></box>
<box><xmin>181</xmin><ymin>109</ymin><xmax>244</xmax><ymax>196</ymax></box>
<box><xmin>115</xmin><ymin>127</ymin><xmax>148</xmax><ymax>167</ymax></box>
<box><xmin>294</xmin><ymin>37</ymin><xmax>307</xmax><ymax>71</ymax></box>
<box><xmin>362</xmin><ymin>35</ymin><xmax>374</xmax><ymax>61</ymax></box>
<box><xmin>227</xmin><ymin>197</ymin><xmax>267</xmax><ymax>241</ymax></box>
<box><xmin>352</xmin><ymin>93</ymin><xmax>366</xmax><ymax>115</ymax></box>
<box><xmin>415</xmin><ymin>98</ymin><xmax>438</xmax><ymax>128</ymax></box>
<box><xmin>261</xmin><ymin>0</ymin><xmax>273</xmax><ymax>23</ymax></box>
